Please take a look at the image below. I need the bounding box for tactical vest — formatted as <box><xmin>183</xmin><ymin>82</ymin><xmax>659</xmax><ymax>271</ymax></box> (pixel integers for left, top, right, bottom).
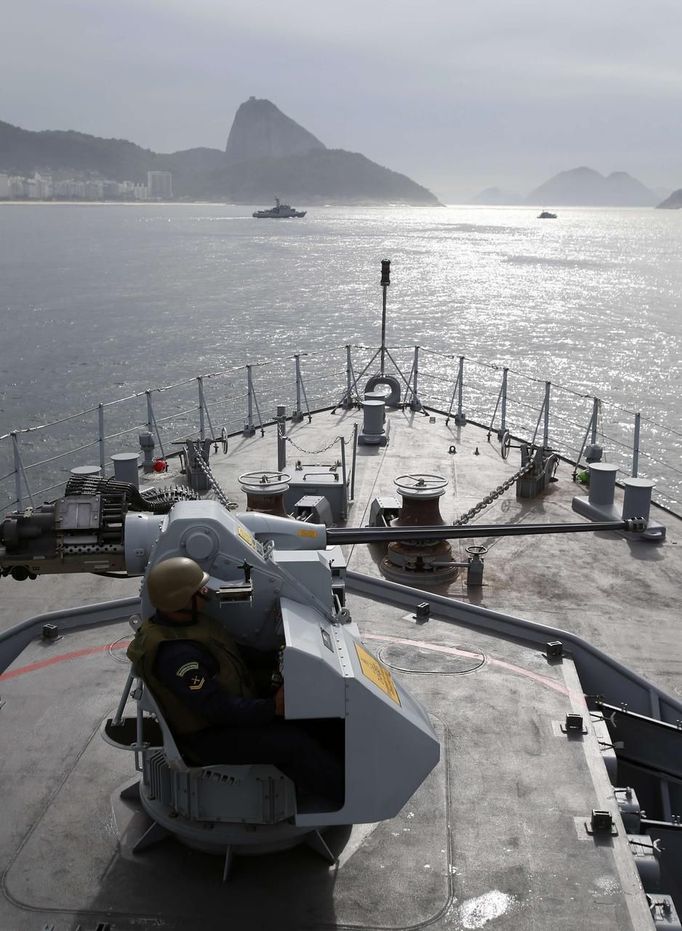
<box><xmin>127</xmin><ymin>614</ymin><xmax>257</xmax><ymax>736</ymax></box>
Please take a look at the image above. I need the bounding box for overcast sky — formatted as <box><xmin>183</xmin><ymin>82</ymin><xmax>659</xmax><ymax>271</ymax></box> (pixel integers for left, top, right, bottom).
<box><xmin>3</xmin><ymin>0</ymin><xmax>681</xmax><ymax>201</ymax></box>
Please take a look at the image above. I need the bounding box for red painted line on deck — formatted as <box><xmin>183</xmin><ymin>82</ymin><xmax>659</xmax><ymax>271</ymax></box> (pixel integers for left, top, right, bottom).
<box><xmin>0</xmin><ymin>640</ymin><xmax>131</xmax><ymax>680</ymax></box>
<box><xmin>3</xmin><ymin>633</ymin><xmax>570</xmax><ymax>699</ymax></box>
<box><xmin>363</xmin><ymin>633</ymin><xmax>571</xmax><ymax>696</ymax></box>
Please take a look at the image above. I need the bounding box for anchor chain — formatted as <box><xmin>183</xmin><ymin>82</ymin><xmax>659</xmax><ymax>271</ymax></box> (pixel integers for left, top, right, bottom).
<box><xmin>453</xmin><ymin>457</ymin><xmax>535</xmax><ymax>526</ymax></box>
<box><xmin>192</xmin><ymin>452</ymin><xmax>238</xmax><ymax>510</ymax></box>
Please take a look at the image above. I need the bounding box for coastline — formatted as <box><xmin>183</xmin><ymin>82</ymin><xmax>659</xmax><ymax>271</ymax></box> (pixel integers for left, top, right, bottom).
<box><xmin>0</xmin><ymin>199</ymin><xmax>232</xmax><ymax>207</ymax></box>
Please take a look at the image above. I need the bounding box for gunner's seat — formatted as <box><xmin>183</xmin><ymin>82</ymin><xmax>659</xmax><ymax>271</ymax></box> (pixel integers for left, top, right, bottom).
<box><xmin>104</xmin><ymin>677</ymin><xmax>298</xmax><ymax>826</ymax></box>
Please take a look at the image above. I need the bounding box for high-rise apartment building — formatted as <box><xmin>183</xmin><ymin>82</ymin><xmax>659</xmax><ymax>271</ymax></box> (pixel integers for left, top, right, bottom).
<box><xmin>147</xmin><ymin>171</ymin><xmax>173</xmax><ymax>200</ymax></box>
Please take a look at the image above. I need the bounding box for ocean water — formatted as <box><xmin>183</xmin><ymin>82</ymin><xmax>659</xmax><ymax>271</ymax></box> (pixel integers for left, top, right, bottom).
<box><xmin>1</xmin><ymin>202</ymin><xmax>681</xmax><ymax>505</ymax></box>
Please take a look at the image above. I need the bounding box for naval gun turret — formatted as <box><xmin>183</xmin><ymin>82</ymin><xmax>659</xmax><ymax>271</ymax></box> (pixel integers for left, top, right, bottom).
<box><xmin>112</xmin><ymin>501</ymin><xmax>440</xmax><ymax>870</ymax></box>
<box><xmin>0</xmin><ymin>492</ymin><xmax>649</xmax><ymax>873</ymax></box>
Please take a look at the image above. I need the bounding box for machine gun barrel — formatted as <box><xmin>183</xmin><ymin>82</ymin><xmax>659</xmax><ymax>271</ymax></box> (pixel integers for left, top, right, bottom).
<box><xmin>326</xmin><ymin>518</ymin><xmax>647</xmax><ymax>546</ymax></box>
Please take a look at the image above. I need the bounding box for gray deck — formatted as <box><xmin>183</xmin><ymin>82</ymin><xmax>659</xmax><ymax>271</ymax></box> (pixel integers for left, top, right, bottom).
<box><xmin>1</xmin><ymin>405</ymin><xmax>680</xmax><ymax>930</ymax></box>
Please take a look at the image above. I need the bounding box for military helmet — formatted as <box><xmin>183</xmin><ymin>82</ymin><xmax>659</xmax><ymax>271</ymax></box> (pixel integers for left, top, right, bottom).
<box><xmin>146</xmin><ymin>557</ymin><xmax>210</xmax><ymax>613</ymax></box>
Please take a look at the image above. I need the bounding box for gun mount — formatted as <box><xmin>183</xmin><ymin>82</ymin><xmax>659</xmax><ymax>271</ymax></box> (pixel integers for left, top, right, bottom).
<box><xmin>0</xmin><ymin>486</ymin><xmax>647</xmax><ymax>583</ymax></box>
<box><xmin>105</xmin><ymin>501</ymin><xmax>440</xmax><ymax>870</ymax></box>
<box><xmin>0</xmin><ymin>492</ymin><xmax>649</xmax><ymax>873</ymax></box>
<box><xmin>0</xmin><ymin>477</ymin><xmax>196</xmax><ymax>580</ymax></box>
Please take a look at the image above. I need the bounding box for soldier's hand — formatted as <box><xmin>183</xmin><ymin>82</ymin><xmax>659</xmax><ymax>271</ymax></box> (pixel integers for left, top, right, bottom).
<box><xmin>274</xmin><ymin>685</ymin><xmax>285</xmax><ymax>716</ymax></box>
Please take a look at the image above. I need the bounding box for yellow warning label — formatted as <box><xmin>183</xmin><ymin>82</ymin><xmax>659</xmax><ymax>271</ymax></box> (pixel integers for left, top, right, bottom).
<box><xmin>237</xmin><ymin>526</ymin><xmax>255</xmax><ymax>548</ymax></box>
<box><xmin>355</xmin><ymin>643</ymin><xmax>401</xmax><ymax>705</ymax></box>
<box><xmin>297</xmin><ymin>528</ymin><xmax>319</xmax><ymax>538</ymax></box>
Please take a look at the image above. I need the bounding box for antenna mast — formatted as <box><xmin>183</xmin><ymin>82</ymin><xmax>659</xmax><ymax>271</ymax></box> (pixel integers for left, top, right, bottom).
<box><xmin>379</xmin><ymin>259</ymin><xmax>390</xmax><ymax>374</ymax></box>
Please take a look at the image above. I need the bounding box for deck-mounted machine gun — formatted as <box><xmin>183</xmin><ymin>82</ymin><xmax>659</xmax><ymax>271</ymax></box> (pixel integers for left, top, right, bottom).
<box><xmin>0</xmin><ymin>497</ymin><xmax>648</xmax><ymax>873</ymax></box>
<box><xmin>0</xmin><ymin>476</ymin><xmax>200</xmax><ymax>580</ymax></box>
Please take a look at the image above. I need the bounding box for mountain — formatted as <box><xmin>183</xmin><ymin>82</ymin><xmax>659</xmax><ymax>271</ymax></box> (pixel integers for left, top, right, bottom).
<box><xmin>0</xmin><ymin>119</ymin><xmax>155</xmax><ymax>179</ymax></box>
<box><xmin>201</xmin><ymin>147</ymin><xmax>435</xmax><ymax>205</ymax></box>
<box><xmin>0</xmin><ymin>99</ymin><xmax>439</xmax><ymax>205</ymax></box>
<box><xmin>656</xmin><ymin>189</ymin><xmax>682</xmax><ymax>209</ymax></box>
<box><xmin>226</xmin><ymin>97</ymin><xmax>325</xmax><ymax>164</ymax></box>
<box><xmin>470</xmin><ymin>186</ymin><xmax>522</xmax><ymax>206</ymax></box>
<box><xmin>526</xmin><ymin>166</ymin><xmax>656</xmax><ymax>207</ymax></box>
<box><xmin>0</xmin><ymin>119</ymin><xmax>225</xmax><ymax>195</ymax></box>
<box><xmin>219</xmin><ymin>98</ymin><xmax>437</xmax><ymax>205</ymax></box>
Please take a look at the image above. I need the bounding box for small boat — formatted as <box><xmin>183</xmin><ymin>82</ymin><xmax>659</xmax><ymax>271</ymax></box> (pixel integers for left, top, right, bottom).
<box><xmin>538</xmin><ymin>209</ymin><xmax>557</xmax><ymax>219</ymax></box>
<box><xmin>253</xmin><ymin>197</ymin><xmax>306</xmax><ymax>219</ymax></box>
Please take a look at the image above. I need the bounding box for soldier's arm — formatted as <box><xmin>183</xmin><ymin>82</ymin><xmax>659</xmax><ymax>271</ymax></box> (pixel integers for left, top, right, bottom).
<box><xmin>155</xmin><ymin>640</ymin><xmax>277</xmax><ymax>727</ymax></box>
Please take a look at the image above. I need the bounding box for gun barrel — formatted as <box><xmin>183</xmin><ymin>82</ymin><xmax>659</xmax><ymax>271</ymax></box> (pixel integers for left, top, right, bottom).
<box><xmin>326</xmin><ymin>518</ymin><xmax>646</xmax><ymax>546</ymax></box>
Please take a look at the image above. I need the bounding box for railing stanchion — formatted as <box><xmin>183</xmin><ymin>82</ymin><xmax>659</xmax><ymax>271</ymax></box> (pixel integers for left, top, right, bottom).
<box><xmin>146</xmin><ymin>390</ymin><xmax>166</xmax><ymax>459</ymax></box>
<box><xmin>574</xmin><ymin>397</ymin><xmax>601</xmax><ymax>480</ymax></box>
<box><xmin>277</xmin><ymin>406</ymin><xmax>287</xmax><ymax>472</ymax></box>
<box><xmin>98</xmin><ymin>404</ymin><xmax>106</xmax><ymax>476</ymax></box>
<box><xmin>543</xmin><ymin>381</ymin><xmax>551</xmax><ymax>448</ymax></box>
<box><xmin>244</xmin><ymin>366</ymin><xmax>255</xmax><ymax>437</ymax></box>
<box><xmin>340</xmin><ymin>437</ymin><xmax>348</xmax><ymax>519</ymax></box>
<box><xmin>350</xmin><ymin>422</ymin><xmax>358</xmax><ymax>502</ymax></box>
<box><xmin>501</xmin><ymin>367</ymin><xmax>508</xmax><ymax>435</ymax></box>
<box><xmin>339</xmin><ymin>344</ymin><xmax>357</xmax><ymax>409</ymax></box>
<box><xmin>455</xmin><ymin>356</ymin><xmax>466</xmax><ymax>425</ymax></box>
<box><xmin>633</xmin><ymin>412</ymin><xmax>641</xmax><ymax>478</ymax></box>
<box><xmin>293</xmin><ymin>355</ymin><xmax>304</xmax><ymax>423</ymax></box>
<box><xmin>445</xmin><ymin>366</ymin><xmax>459</xmax><ymax>426</ymax></box>
<box><xmin>11</xmin><ymin>432</ymin><xmax>22</xmax><ymax>510</ymax></box>
<box><xmin>198</xmin><ymin>377</ymin><xmax>206</xmax><ymax>441</ymax></box>
<box><xmin>146</xmin><ymin>391</ymin><xmax>154</xmax><ymax>435</ymax></box>
<box><xmin>410</xmin><ymin>345</ymin><xmax>422</xmax><ymax>411</ymax></box>
<box><xmin>591</xmin><ymin>397</ymin><xmax>600</xmax><ymax>445</ymax></box>
<box><xmin>531</xmin><ymin>385</ymin><xmax>548</xmax><ymax>448</ymax></box>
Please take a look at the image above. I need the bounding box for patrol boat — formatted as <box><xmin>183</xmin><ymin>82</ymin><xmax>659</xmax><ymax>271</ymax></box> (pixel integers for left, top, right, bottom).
<box><xmin>1</xmin><ymin>261</ymin><xmax>681</xmax><ymax>931</ymax></box>
<box><xmin>253</xmin><ymin>197</ymin><xmax>306</xmax><ymax>218</ymax></box>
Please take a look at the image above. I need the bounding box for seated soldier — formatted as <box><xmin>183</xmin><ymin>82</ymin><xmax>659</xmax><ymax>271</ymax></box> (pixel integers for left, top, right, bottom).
<box><xmin>127</xmin><ymin>556</ymin><xmax>343</xmax><ymax>807</ymax></box>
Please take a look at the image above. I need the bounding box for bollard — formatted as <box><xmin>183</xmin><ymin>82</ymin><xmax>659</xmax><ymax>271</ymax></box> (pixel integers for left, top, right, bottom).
<box><xmin>622</xmin><ymin>478</ymin><xmax>654</xmax><ymax>523</ymax></box>
<box><xmin>358</xmin><ymin>398</ymin><xmax>388</xmax><ymax>446</ymax></box>
<box><xmin>70</xmin><ymin>465</ymin><xmax>101</xmax><ymax>479</ymax></box>
<box><xmin>111</xmin><ymin>453</ymin><xmax>140</xmax><ymax>487</ymax></box>
<box><xmin>588</xmin><ymin>463</ymin><xmax>619</xmax><ymax>508</ymax></box>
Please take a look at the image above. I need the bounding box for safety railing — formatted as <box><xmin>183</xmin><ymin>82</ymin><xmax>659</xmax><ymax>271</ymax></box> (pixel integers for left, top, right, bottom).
<box><xmin>1</xmin><ymin>344</ymin><xmax>681</xmax><ymax>517</ymax></box>
<box><xmin>414</xmin><ymin>347</ymin><xmax>682</xmax><ymax>516</ymax></box>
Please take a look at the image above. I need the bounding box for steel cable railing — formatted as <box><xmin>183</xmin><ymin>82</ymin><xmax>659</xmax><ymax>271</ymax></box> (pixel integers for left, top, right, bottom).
<box><xmin>1</xmin><ymin>344</ymin><xmax>681</xmax><ymax>517</ymax></box>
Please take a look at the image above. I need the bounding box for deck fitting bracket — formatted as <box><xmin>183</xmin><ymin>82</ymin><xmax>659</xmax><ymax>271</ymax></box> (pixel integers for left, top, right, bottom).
<box><xmin>413</xmin><ymin>602</ymin><xmax>431</xmax><ymax>624</ymax></box>
<box><xmin>561</xmin><ymin>713</ymin><xmax>587</xmax><ymax>735</ymax></box>
<box><xmin>545</xmin><ymin>640</ymin><xmax>563</xmax><ymax>662</ymax></box>
<box><xmin>41</xmin><ymin>623</ymin><xmax>61</xmax><ymax>643</ymax></box>
<box><xmin>585</xmin><ymin>809</ymin><xmax>618</xmax><ymax>836</ymax></box>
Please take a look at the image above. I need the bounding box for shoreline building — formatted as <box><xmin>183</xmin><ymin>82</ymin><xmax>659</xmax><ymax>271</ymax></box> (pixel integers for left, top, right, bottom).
<box><xmin>147</xmin><ymin>171</ymin><xmax>173</xmax><ymax>200</ymax></box>
<box><xmin>1</xmin><ymin>172</ymin><xmax>150</xmax><ymax>201</ymax></box>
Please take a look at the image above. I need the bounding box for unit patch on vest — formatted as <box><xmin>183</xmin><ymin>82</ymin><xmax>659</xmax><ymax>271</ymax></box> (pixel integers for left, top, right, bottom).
<box><xmin>174</xmin><ymin>661</ymin><xmax>206</xmax><ymax>691</ymax></box>
<box><xmin>175</xmin><ymin>661</ymin><xmax>206</xmax><ymax>691</ymax></box>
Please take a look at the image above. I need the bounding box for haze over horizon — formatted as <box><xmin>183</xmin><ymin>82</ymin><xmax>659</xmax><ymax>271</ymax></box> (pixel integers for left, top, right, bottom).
<box><xmin>3</xmin><ymin>0</ymin><xmax>681</xmax><ymax>202</ymax></box>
